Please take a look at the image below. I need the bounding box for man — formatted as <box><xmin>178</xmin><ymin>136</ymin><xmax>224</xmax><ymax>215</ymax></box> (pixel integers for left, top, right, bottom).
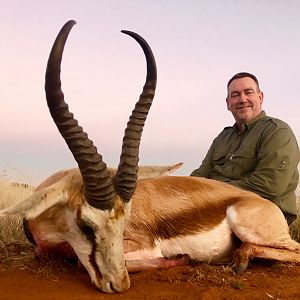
<box><xmin>191</xmin><ymin>72</ymin><xmax>300</xmax><ymax>224</ymax></box>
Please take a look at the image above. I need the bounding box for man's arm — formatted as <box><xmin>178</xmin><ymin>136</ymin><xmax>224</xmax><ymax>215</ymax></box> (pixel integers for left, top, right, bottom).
<box><xmin>190</xmin><ymin>143</ymin><xmax>215</xmax><ymax>178</ymax></box>
<box><xmin>228</xmin><ymin>126</ymin><xmax>299</xmax><ymax>200</ymax></box>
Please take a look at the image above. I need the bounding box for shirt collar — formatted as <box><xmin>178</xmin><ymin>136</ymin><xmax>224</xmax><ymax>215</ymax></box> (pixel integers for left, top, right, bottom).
<box><xmin>233</xmin><ymin>111</ymin><xmax>266</xmax><ymax>133</ymax></box>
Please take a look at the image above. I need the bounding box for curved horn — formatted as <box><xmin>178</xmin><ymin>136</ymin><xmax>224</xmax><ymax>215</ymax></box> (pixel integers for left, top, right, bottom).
<box><xmin>114</xmin><ymin>31</ymin><xmax>157</xmax><ymax>202</ymax></box>
<box><xmin>45</xmin><ymin>20</ymin><xmax>115</xmax><ymax>210</ymax></box>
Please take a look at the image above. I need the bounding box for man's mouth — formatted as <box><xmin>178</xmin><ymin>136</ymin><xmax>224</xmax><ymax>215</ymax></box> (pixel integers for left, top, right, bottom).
<box><xmin>236</xmin><ymin>106</ymin><xmax>251</xmax><ymax>110</ymax></box>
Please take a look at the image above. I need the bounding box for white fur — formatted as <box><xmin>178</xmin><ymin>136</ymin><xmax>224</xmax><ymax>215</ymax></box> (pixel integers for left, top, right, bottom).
<box><xmin>158</xmin><ymin>218</ymin><xmax>234</xmax><ymax>262</ymax></box>
<box><xmin>125</xmin><ymin>246</ymin><xmax>163</xmax><ymax>260</ymax></box>
<box><xmin>124</xmin><ymin>220</ymin><xmax>234</xmax><ymax>263</ymax></box>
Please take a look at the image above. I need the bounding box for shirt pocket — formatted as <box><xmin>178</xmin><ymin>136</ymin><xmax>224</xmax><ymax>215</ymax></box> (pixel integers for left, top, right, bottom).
<box><xmin>232</xmin><ymin>147</ymin><xmax>257</xmax><ymax>176</ymax></box>
<box><xmin>212</xmin><ymin>151</ymin><xmax>227</xmax><ymax>167</ymax></box>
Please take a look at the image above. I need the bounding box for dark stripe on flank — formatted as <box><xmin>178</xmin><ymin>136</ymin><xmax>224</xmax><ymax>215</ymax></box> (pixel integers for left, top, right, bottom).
<box><xmin>130</xmin><ymin>195</ymin><xmax>241</xmax><ymax>244</ymax></box>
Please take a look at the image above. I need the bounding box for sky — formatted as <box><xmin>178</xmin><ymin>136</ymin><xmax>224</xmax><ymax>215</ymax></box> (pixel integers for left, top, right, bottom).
<box><xmin>0</xmin><ymin>0</ymin><xmax>300</xmax><ymax>186</ymax></box>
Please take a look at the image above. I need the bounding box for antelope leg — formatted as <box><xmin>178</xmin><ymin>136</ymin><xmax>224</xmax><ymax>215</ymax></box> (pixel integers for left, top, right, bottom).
<box><xmin>125</xmin><ymin>254</ymin><xmax>191</xmax><ymax>273</ymax></box>
<box><xmin>233</xmin><ymin>242</ymin><xmax>300</xmax><ymax>274</ymax></box>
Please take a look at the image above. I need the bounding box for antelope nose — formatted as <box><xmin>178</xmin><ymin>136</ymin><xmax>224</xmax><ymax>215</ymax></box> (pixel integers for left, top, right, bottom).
<box><xmin>112</xmin><ymin>272</ymin><xmax>130</xmax><ymax>293</ymax></box>
<box><xmin>100</xmin><ymin>271</ymin><xmax>130</xmax><ymax>293</ymax></box>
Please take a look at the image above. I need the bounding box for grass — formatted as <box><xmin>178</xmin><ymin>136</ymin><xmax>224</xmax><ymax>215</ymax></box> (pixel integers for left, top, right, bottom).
<box><xmin>289</xmin><ymin>196</ymin><xmax>300</xmax><ymax>242</ymax></box>
<box><xmin>0</xmin><ymin>180</ymin><xmax>34</xmax><ymax>245</ymax></box>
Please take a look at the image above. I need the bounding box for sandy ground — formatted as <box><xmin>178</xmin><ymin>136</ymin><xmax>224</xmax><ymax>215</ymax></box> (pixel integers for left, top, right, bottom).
<box><xmin>0</xmin><ymin>243</ymin><xmax>299</xmax><ymax>300</ymax></box>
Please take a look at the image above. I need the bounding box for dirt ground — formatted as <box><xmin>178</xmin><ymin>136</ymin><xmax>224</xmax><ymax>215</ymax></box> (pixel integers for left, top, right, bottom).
<box><xmin>0</xmin><ymin>244</ymin><xmax>299</xmax><ymax>300</ymax></box>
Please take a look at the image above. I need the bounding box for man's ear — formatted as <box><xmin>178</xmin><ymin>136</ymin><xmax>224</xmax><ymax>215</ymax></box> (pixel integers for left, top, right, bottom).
<box><xmin>259</xmin><ymin>91</ymin><xmax>264</xmax><ymax>105</ymax></box>
<box><xmin>226</xmin><ymin>97</ymin><xmax>230</xmax><ymax>111</ymax></box>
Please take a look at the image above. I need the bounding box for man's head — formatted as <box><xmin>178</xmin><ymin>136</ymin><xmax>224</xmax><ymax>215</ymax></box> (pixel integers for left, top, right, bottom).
<box><xmin>226</xmin><ymin>72</ymin><xmax>264</xmax><ymax>129</ymax></box>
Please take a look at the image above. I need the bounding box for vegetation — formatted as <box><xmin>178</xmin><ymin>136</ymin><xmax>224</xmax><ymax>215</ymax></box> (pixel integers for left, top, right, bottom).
<box><xmin>290</xmin><ymin>196</ymin><xmax>300</xmax><ymax>242</ymax></box>
<box><xmin>0</xmin><ymin>180</ymin><xmax>34</xmax><ymax>246</ymax></box>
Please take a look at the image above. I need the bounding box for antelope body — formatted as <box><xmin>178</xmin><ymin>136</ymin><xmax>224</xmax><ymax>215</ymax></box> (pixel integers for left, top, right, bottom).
<box><xmin>23</xmin><ymin>173</ymin><xmax>300</xmax><ymax>267</ymax></box>
<box><xmin>1</xmin><ymin>20</ymin><xmax>299</xmax><ymax>294</ymax></box>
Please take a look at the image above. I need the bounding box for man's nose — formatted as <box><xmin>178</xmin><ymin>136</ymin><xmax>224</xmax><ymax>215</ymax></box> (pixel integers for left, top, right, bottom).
<box><xmin>239</xmin><ymin>93</ymin><xmax>247</xmax><ymax>102</ymax></box>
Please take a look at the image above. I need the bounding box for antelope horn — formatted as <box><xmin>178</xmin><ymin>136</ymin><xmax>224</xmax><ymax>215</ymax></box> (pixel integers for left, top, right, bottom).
<box><xmin>45</xmin><ymin>20</ymin><xmax>115</xmax><ymax>210</ymax></box>
<box><xmin>113</xmin><ymin>31</ymin><xmax>157</xmax><ymax>202</ymax></box>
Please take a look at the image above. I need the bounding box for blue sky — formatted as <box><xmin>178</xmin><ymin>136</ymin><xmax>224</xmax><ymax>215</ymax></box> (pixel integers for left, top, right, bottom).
<box><xmin>1</xmin><ymin>0</ymin><xmax>299</xmax><ymax>184</ymax></box>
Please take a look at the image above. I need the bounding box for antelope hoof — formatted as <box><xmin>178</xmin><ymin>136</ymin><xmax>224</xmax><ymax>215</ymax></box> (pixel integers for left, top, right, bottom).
<box><xmin>233</xmin><ymin>261</ymin><xmax>249</xmax><ymax>274</ymax></box>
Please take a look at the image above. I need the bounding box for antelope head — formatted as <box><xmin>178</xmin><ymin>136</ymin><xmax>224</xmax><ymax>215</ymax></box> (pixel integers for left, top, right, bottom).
<box><xmin>1</xmin><ymin>20</ymin><xmax>157</xmax><ymax>293</ymax></box>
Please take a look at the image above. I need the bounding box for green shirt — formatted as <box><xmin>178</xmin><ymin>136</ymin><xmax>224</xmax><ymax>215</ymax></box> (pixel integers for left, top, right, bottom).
<box><xmin>191</xmin><ymin>111</ymin><xmax>300</xmax><ymax>219</ymax></box>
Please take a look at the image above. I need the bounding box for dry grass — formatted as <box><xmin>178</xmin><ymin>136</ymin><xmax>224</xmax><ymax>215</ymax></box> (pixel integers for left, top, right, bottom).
<box><xmin>0</xmin><ymin>242</ymin><xmax>73</xmax><ymax>280</ymax></box>
<box><xmin>0</xmin><ymin>180</ymin><xmax>34</xmax><ymax>245</ymax></box>
<box><xmin>0</xmin><ymin>180</ymin><xmax>38</xmax><ymax>271</ymax></box>
<box><xmin>289</xmin><ymin>196</ymin><xmax>300</xmax><ymax>242</ymax></box>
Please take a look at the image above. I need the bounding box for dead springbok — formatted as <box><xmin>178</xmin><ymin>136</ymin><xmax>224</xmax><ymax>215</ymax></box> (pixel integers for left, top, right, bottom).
<box><xmin>1</xmin><ymin>20</ymin><xmax>299</xmax><ymax>293</ymax></box>
<box><xmin>0</xmin><ymin>164</ymin><xmax>182</xmax><ymax>245</ymax></box>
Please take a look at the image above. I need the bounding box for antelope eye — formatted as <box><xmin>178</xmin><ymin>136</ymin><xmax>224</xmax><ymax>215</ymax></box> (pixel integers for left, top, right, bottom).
<box><xmin>77</xmin><ymin>219</ymin><xmax>96</xmax><ymax>243</ymax></box>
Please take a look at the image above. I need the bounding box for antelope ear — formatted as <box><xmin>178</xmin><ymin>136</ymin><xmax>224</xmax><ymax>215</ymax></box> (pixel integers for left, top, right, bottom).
<box><xmin>135</xmin><ymin>162</ymin><xmax>184</xmax><ymax>179</ymax></box>
<box><xmin>0</xmin><ymin>182</ymin><xmax>68</xmax><ymax>218</ymax></box>
<box><xmin>167</xmin><ymin>162</ymin><xmax>184</xmax><ymax>174</ymax></box>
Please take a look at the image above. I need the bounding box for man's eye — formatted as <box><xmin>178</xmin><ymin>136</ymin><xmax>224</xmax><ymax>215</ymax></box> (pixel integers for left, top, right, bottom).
<box><xmin>231</xmin><ymin>93</ymin><xmax>239</xmax><ymax>98</ymax></box>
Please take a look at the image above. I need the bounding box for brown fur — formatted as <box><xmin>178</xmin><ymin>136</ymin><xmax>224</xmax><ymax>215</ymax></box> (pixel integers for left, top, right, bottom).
<box><xmin>128</xmin><ymin>177</ymin><xmax>250</xmax><ymax>236</ymax></box>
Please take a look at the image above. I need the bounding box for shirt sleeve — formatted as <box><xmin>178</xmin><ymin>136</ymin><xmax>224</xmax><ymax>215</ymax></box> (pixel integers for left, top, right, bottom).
<box><xmin>228</xmin><ymin>125</ymin><xmax>300</xmax><ymax>200</ymax></box>
<box><xmin>190</xmin><ymin>142</ymin><xmax>215</xmax><ymax>178</ymax></box>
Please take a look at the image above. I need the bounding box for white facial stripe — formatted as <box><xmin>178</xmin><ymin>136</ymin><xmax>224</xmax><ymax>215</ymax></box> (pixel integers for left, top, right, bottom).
<box><xmin>66</xmin><ymin>227</ymin><xmax>100</xmax><ymax>286</ymax></box>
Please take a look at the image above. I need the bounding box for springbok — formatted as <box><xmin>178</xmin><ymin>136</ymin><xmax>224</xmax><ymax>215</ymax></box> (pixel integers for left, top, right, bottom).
<box><xmin>0</xmin><ymin>164</ymin><xmax>182</xmax><ymax>245</ymax></box>
<box><xmin>1</xmin><ymin>20</ymin><xmax>299</xmax><ymax>293</ymax></box>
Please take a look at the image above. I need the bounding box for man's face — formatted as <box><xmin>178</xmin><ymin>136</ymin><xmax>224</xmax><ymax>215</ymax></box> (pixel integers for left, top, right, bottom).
<box><xmin>226</xmin><ymin>77</ymin><xmax>263</xmax><ymax>126</ymax></box>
